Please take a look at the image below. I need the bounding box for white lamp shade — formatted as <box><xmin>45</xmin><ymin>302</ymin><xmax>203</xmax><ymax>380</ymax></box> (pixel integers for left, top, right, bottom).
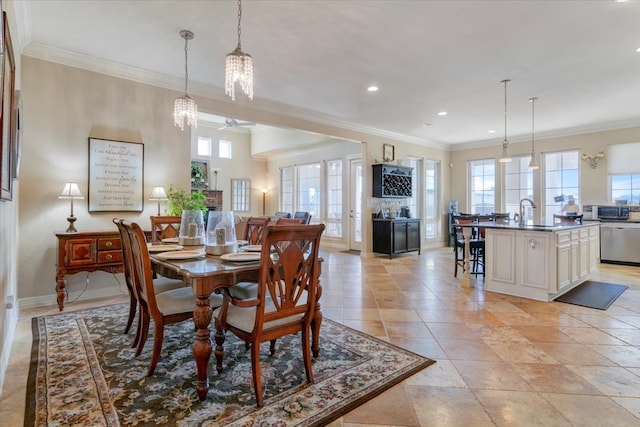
<box><xmin>59</xmin><ymin>182</ymin><xmax>84</xmax><ymax>200</ymax></box>
<box><xmin>149</xmin><ymin>186</ymin><xmax>168</xmax><ymax>200</ymax></box>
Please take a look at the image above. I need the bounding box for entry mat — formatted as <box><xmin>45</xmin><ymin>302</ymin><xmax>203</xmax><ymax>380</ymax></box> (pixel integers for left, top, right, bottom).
<box><xmin>554</xmin><ymin>281</ymin><xmax>628</xmax><ymax>310</ymax></box>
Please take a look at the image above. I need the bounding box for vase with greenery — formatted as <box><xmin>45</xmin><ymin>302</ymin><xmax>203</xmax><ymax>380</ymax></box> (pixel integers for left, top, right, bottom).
<box><xmin>165</xmin><ymin>185</ymin><xmax>208</xmax><ymax>216</ymax></box>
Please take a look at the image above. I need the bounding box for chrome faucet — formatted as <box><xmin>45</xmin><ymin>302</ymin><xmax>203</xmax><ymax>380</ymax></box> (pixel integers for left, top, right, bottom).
<box><xmin>517</xmin><ymin>198</ymin><xmax>537</xmax><ymax>226</ymax></box>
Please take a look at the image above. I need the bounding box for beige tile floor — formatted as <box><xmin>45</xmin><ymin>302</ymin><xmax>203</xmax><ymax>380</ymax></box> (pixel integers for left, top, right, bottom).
<box><xmin>2</xmin><ymin>247</ymin><xmax>640</xmax><ymax>426</ymax></box>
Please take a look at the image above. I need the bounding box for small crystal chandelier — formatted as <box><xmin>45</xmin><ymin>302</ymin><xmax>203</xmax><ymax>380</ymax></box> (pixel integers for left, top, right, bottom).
<box><xmin>528</xmin><ymin>97</ymin><xmax>540</xmax><ymax>169</ymax></box>
<box><xmin>174</xmin><ymin>30</ymin><xmax>197</xmax><ymax>131</ymax></box>
<box><xmin>225</xmin><ymin>0</ymin><xmax>253</xmax><ymax>101</ymax></box>
<box><xmin>498</xmin><ymin>79</ymin><xmax>512</xmax><ymax>163</ymax></box>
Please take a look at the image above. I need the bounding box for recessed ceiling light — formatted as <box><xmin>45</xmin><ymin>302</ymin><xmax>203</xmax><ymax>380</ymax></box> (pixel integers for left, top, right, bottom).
<box><xmin>488</xmin><ymin>130</ymin><xmax>496</xmax><ymax>134</ymax></box>
<box><xmin>437</xmin><ymin>111</ymin><xmax>447</xmax><ymax>116</ymax></box>
<box><xmin>636</xmin><ymin>47</ymin><xmax>640</xmax><ymax>53</ymax></box>
<box><xmin>422</xmin><ymin>122</ymin><xmax>435</xmax><ymax>127</ymax></box>
<box><xmin>367</xmin><ymin>86</ymin><xmax>379</xmax><ymax>92</ymax></box>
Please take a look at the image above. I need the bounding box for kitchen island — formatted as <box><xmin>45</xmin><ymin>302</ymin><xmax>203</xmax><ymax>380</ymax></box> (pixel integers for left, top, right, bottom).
<box><xmin>458</xmin><ymin>221</ymin><xmax>600</xmax><ymax>302</ymax></box>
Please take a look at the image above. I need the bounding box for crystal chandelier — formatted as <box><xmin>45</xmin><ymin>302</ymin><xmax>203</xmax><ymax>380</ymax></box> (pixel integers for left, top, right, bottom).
<box><xmin>528</xmin><ymin>97</ymin><xmax>540</xmax><ymax>169</ymax></box>
<box><xmin>498</xmin><ymin>79</ymin><xmax>512</xmax><ymax>163</ymax></box>
<box><xmin>225</xmin><ymin>0</ymin><xmax>253</xmax><ymax>101</ymax></box>
<box><xmin>174</xmin><ymin>30</ymin><xmax>197</xmax><ymax>130</ymax></box>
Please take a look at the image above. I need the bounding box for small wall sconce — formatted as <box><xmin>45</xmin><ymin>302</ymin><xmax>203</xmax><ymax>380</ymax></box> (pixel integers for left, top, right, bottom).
<box><xmin>58</xmin><ymin>182</ymin><xmax>84</xmax><ymax>232</ymax></box>
<box><xmin>149</xmin><ymin>186</ymin><xmax>168</xmax><ymax>215</ymax></box>
<box><xmin>581</xmin><ymin>151</ymin><xmax>605</xmax><ymax>169</ymax></box>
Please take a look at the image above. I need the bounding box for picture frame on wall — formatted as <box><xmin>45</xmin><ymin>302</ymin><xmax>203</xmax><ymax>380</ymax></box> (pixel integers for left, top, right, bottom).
<box><xmin>383</xmin><ymin>144</ymin><xmax>395</xmax><ymax>162</ymax></box>
<box><xmin>0</xmin><ymin>11</ymin><xmax>16</xmax><ymax>201</ymax></box>
<box><xmin>88</xmin><ymin>137</ymin><xmax>144</xmax><ymax>212</ymax></box>
<box><xmin>191</xmin><ymin>160</ymin><xmax>209</xmax><ymax>189</ymax></box>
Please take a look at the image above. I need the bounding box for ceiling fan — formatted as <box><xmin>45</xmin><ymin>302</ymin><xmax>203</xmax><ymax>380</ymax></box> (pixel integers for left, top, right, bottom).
<box><xmin>218</xmin><ymin>118</ymin><xmax>256</xmax><ymax>131</ymax></box>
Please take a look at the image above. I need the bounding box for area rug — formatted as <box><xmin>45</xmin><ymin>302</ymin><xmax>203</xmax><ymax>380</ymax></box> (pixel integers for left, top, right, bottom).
<box><xmin>554</xmin><ymin>280</ymin><xmax>629</xmax><ymax>310</ymax></box>
<box><xmin>26</xmin><ymin>304</ymin><xmax>435</xmax><ymax>426</ymax></box>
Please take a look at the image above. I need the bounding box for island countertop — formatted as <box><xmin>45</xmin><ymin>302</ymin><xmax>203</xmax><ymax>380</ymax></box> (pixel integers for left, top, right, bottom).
<box><xmin>456</xmin><ymin>222</ymin><xmax>600</xmax><ymax>302</ymax></box>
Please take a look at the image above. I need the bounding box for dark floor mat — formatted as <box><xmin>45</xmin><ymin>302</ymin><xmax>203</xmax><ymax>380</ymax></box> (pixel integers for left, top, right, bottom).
<box><xmin>554</xmin><ymin>281</ymin><xmax>628</xmax><ymax>310</ymax></box>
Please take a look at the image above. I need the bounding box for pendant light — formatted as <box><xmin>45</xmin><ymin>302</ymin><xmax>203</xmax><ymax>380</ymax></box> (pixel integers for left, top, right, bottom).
<box><xmin>498</xmin><ymin>79</ymin><xmax>512</xmax><ymax>163</ymax></box>
<box><xmin>225</xmin><ymin>0</ymin><xmax>254</xmax><ymax>101</ymax></box>
<box><xmin>173</xmin><ymin>30</ymin><xmax>197</xmax><ymax>131</ymax></box>
<box><xmin>528</xmin><ymin>97</ymin><xmax>539</xmax><ymax>169</ymax></box>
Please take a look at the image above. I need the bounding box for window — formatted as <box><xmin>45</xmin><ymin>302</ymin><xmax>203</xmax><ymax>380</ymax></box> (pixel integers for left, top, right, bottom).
<box><xmin>325</xmin><ymin>160</ymin><xmax>342</xmax><ymax>237</ymax></box>
<box><xmin>280</xmin><ymin>167</ymin><xmax>293</xmax><ymax>214</ymax></box>
<box><xmin>424</xmin><ymin>160</ymin><xmax>440</xmax><ymax>239</ymax></box>
<box><xmin>405</xmin><ymin>157</ymin><xmax>421</xmax><ymax>222</ymax></box>
<box><xmin>610</xmin><ymin>174</ymin><xmax>640</xmax><ymax>204</ymax></box>
<box><xmin>543</xmin><ymin>150</ymin><xmax>579</xmax><ymax>223</ymax></box>
<box><xmin>469</xmin><ymin>159</ymin><xmax>495</xmax><ymax>214</ymax></box>
<box><xmin>504</xmin><ymin>155</ymin><xmax>534</xmax><ymax>218</ymax></box>
<box><xmin>197</xmin><ymin>137</ymin><xmax>211</xmax><ymax>157</ymax></box>
<box><xmin>297</xmin><ymin>163</ymin><xmax>321</xmax><ymax>221</ymax></box>
<box><xmin>219</xmin><ymin>140</ymin><xmax>232</xmax><ymax>159</ymax></box>
<box><xmin>231</xmin><ymin>178</ymin><xmax>250</xmax><ymax>212</ymax></box>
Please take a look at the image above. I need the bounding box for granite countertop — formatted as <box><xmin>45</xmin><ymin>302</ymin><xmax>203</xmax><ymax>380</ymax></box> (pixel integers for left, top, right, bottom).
<box><xmin>456</xmin><ymin>221</ymin><xmax>598</xmax><ymax>232</ymax></box>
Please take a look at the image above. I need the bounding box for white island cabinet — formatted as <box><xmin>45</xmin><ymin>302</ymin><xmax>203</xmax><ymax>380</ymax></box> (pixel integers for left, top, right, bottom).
<box><xmin>482</xmin><ymin>223</ymin><xmax>599</xmax><ymax>302</ymax></box>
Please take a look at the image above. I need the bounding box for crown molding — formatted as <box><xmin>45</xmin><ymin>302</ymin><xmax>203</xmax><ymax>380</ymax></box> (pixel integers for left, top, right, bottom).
<box><xmin>22</xmin><ymin>42</ymin><xmax>449</xmax><ymax>151</ymax></box>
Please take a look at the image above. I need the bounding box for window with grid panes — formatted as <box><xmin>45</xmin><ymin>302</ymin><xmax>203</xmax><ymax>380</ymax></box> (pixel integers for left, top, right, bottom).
<box><xmin>469</xmin><ymin>159</ymin><xmax>495</xmax><ymax>214</ymax></box>
<box><xmin>544</xmin><ymin>150</ymin><xmax>579</xmax><ymax>223</ymax></box>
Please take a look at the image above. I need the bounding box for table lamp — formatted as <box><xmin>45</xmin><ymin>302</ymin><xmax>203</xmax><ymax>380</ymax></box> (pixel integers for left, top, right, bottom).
<box><xmin>59</xmin><ymin>182</ymin><xmax>84</xmax><ymax>232</ymax></box>
<box><xmin>149</xmin><ymin>186</ymin><xmax>168</xmax><ymax>215</ymax></box>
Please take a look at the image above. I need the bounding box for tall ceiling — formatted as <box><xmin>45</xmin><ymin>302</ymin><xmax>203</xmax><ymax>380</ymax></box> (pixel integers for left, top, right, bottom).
<box><xmin>19</xmin><ymin>0</ymin><xmax>640</xmax><ymax>148</ymax></box>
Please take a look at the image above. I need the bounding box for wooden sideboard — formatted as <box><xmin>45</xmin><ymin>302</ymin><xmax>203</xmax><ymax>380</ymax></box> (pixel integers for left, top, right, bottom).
<box><xmin>55</xmin><ymin>231</ymin><xmax>124</xmax><ymax>311</ymax></box>
<box><xmin>372</xmin><ymin>218</ymin><xmax>421</xmax><ymax>258</ymax></box>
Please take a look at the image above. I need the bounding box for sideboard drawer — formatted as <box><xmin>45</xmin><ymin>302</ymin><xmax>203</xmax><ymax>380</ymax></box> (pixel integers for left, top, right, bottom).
<box><xmin>97</xmin><ymin>250</ymin><xmax>123</xmax><ymax>264</ymax></box>
<box><xmin>98</xmin><ymin>237</ymin><xmax>121</xmax><ymax>251</ymax></box>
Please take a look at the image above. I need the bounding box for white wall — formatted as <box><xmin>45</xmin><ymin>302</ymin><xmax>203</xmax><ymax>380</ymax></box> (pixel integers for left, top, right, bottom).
<box><xmin>192</xmin><ymin>122</ymin><xmax>268</xmax><ymax>215</ymax></box>
<box><xmin>0</xmin><ymin>0</ymin><xmax>23</xmax><ymax>393</ymax></box>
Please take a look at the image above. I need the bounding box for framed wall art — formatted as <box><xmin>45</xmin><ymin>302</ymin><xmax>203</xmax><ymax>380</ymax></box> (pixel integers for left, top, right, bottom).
<box><xmin>88</xmin><ymin>137</ymin><xmax>144</xmax><ymax>212</ymax></box>
<box><xmin>191</xmin><ymin>160</ymin><xmax>209</xmax><ymax>189</ymax></box>
<box><xmin>0</xmin><ymin>11</ymin><xmax>15</xmax><ymax>201</ymax></box>
<box><xmin>383</xmin><ymin>144</ymin><xmax>395</xmax><ymax>162</ymax></box>
<box><xmin>12</xmin><ymin>89</ymin><xmax>22</xmax><ymax>179</ymax></box>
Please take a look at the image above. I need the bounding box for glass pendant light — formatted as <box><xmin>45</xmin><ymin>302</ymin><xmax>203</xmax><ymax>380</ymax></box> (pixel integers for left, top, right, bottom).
<box><xmin>173</xmin><ymin>30</ymin><xmax>197</xmax><ymax>130</ymax></box>
<box><xmin>528</xmin><ymin>97</ymin><xmax>539</xmax><ymax>169</ymax></box>
<box><xmin>498</xmin><ymin>79</ymin><xmax>512</xmax><ymax>163</ymax></box>
<box><xmin>225</xmin><ymin>0</ymin><xmax>254</xmax><ymax>101</ymax></box>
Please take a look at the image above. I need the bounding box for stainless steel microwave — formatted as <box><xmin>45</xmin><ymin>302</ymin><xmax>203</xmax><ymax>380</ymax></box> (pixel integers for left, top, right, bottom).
<box><xmin>595</xmin><ymin>206</ymin><xmax>630</xmax><ymax>220</ymax></box>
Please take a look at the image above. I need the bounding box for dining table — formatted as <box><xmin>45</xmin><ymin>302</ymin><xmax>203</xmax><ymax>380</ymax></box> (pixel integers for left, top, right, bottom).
<box><xmin>150</xmin><ymin>246</ymin><xmax>324</xmax><ymax>401</ymax></box>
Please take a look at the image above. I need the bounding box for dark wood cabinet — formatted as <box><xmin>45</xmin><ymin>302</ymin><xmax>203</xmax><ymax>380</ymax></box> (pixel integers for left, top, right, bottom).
<box><xmin>55</xmin><ymin>231</ymin><xmax>125</xmax><ymax>311</ymax></box>
<box><xmin>372</xmin><ymin>164</ymin><xmax>413</xmax><ymax>198</ymax></box>
<box><xmin>372</xmin><ymin>218</ymin><xmax>421</xmax><ymax>258</ymax></box>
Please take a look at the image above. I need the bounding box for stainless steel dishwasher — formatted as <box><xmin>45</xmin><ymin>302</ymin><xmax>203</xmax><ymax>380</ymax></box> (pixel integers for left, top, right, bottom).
<box><xmin>600</xmin><ymin>222</ymin><xmax>640</xmax><ymax>264</ymax></box>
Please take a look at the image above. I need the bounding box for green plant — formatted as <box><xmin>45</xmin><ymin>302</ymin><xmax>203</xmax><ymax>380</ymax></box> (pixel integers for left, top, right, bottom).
<box><xmin>165</xmin><ymin>185</ymin><xmax>208</xmax><ymax>215</ymax></box>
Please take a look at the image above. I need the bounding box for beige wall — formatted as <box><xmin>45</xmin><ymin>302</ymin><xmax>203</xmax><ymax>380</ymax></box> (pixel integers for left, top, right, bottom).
<box><xmin>18</xmin><ymin>57</ymin><xmax>193</xmax><ymax>307</ymax></box>
<box><xmin>449</xmin><ymin>127</ymin><xmax>640</xmax><ymax>218</ymax></box>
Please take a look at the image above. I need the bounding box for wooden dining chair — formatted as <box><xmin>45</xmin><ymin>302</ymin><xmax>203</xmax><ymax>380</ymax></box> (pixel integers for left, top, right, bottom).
<box><xmin>275</xmin><ymin>217</ymin><xmax>306</xmax><ymax>225</ymax></box>
<box><xmin>214</xmin><ymin>223</ymin><xmax>325</xmax><ymax>407</ymax></box>
<box><xmin>113</xmin><ymin>218</ymin><xmax>185</xmax><ymax>347</ymax></box>
<box><xmin>150</xmin><ymin>215</ymin><xmax>182</xmax><ymax>242</ymax></box>
<box><xmin>121</xmin><ymin>219</ymin><xmax>223</xmax><ymax>376</ymax></box>
<box><xmin>244</xmin><ymin>216</ymin><xmax>271</xmax><ymax>245</ymax></box>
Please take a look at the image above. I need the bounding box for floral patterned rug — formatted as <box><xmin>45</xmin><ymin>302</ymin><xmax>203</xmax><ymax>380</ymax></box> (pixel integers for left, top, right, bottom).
<box><xmin>26</xmin><ymin>304</ymin><xmax>435</xmax><ymax>426</ymax></box>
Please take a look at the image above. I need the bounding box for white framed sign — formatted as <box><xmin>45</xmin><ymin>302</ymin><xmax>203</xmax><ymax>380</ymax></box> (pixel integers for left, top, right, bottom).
<box><xmin>88</xmin><ymin>137</ymin><xmax>144</xmax><ymax>212</ymax></box>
